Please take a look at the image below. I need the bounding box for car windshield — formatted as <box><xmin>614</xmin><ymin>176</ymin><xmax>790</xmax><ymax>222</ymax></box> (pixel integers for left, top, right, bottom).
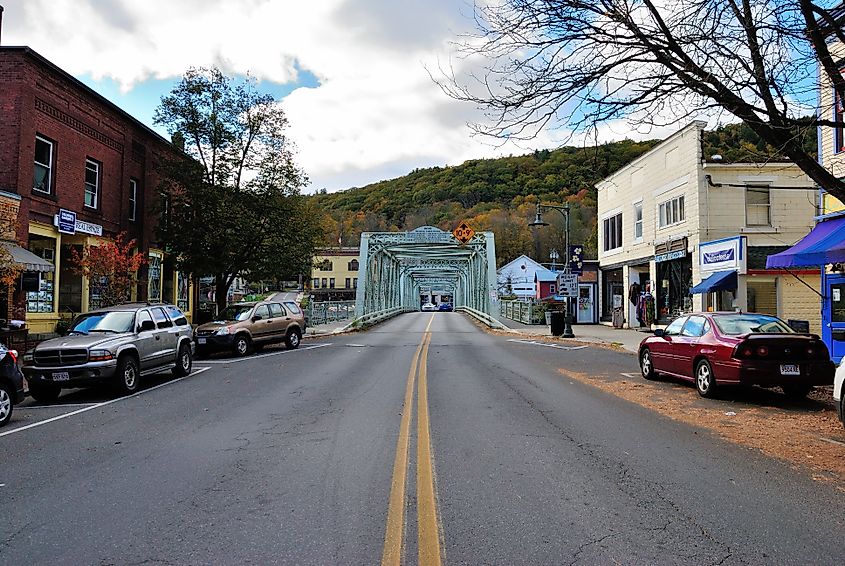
<box><xmin>70</xmin><ymin>311</ymin><xmax>136</xmax><ymax>334</ymax></box>
<box><xmin>217</xmin><ymin>305</ymin><xmax>254</xmax><ymax>322</ymax></box>
<box><xmin>712</xmin><ymin>314</ymin><xmax>795</xmax><ymax>335</ymax></box>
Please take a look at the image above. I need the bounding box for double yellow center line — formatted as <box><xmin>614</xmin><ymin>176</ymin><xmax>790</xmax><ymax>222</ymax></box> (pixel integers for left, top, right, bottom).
<box><xmin>382</xmin><ymin>314</ymin><xmax>442</xmax><ymax>566</ymax></box>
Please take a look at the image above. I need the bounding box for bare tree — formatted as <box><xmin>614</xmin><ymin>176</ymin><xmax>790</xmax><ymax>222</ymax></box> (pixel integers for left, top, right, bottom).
<box><xmin>442</xmin><ymin>1</ymin><xmax>845</xmax><ymax>202</ymax></box>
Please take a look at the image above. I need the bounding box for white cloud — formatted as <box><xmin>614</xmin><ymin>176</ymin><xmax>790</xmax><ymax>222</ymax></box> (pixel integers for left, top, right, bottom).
<box><xmin>0</xmin><ymin>0</ymin><xmax>660</xmax><ymax>192</ymax></box>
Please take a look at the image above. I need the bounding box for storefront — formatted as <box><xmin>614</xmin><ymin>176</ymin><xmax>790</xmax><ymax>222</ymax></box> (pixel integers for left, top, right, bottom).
<box><xmin>148</xmin><ymin>248</ymin><xmax>193</xmax><ymax>319</ymax></box>
<box><xmin>691</xmin><ymin>236</ymin><xmax>746</xmax><ymax>312</ymax></box>
<box><xmin>654</xmin><ymin>237</ymin><xmax>692</xmax><ymax>323</ymax></box>
<box><xmin>599</xmin><ymin>267</ymin><xmax>623</xmax><ymax>322</ymax></box>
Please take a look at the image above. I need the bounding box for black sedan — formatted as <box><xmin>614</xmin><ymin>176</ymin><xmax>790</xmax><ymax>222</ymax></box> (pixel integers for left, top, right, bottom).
<box><xmin>0</xmin><ymin>344</ymin><xmax>26</xmax><ymax>427</ymax></box>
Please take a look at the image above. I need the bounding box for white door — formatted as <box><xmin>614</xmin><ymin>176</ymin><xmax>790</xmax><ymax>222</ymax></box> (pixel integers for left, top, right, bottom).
<box><xmin>577</xmin><ymin>284</ymin><xmax>594</xmax><ymax>324</ymax></box>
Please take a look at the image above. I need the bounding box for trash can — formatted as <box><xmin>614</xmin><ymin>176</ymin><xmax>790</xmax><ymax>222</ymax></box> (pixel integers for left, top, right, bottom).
<box><xmin>549</xmin><ymin>310</ymin><xmax>566</xmax><ymax>336</ymax></box>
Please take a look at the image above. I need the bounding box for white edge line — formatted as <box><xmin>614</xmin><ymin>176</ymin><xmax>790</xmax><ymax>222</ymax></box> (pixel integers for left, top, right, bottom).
<box><xmin>0</xmin><ymin>367</ymin><xmax>211</xmax><ymax>438</ymax></box>
<box><xmin>620</xmin><ymin>372</ymin><xmax>641</xmax><ymax>379</ymax></box>
<box><xmin>200</xmin><ymin>343</ymin><xmax>331</xmax><ymax>364</ymax></box>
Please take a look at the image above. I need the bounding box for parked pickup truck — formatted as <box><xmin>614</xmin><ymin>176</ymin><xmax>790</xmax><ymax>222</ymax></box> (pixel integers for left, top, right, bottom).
<box><xmin>22</xmin><ymin>303</ymin><xmax>194</xmax><ymax>402</ymax></box>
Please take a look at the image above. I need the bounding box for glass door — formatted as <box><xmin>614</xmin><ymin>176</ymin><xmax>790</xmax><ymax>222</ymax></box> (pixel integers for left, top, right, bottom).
<box><xmin>577</xmin><ymin>284</ymin><xmax>594</xmax><ymax>324</ymax></box>
<box><xmin>825</xmin><ymin>276</ymin><xmax>845</xmax><ymax>363</ymax></box>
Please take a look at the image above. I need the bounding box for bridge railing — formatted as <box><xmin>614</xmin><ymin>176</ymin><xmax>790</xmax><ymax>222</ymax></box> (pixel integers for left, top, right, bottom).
<box><xmin>340</xmin><ymin>306</ymin><xmax>415</xmax><ymax>331</ymax></box>
<box><xmin>306</xmin><ymin>300</ymin><xmax>356</xmax><ymax>326</ymax></box>
<box><xmin>499</xmin><ymin>300</ymin><xmax>546</xmax><ymax>325</ymax></box>
<box><xmin>455</xmin><ymin>306</ymin><xmax>507</xmax><ymax>330</ymax></box>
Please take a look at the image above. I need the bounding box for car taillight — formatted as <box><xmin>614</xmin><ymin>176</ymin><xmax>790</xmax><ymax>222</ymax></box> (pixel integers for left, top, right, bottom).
<box><xmin>733</xmin><ymin>344</ymin><xmax>753</xmax><ymax>358</ymax></box>
<box><xmin>6</xmin><ymin>349</ymin><xmax>17</xmax><ymax>364</ymax></box>
<box><xmin>756</xmin><ymin>346</ymin><xmax>769</xmax><ymax>357</ymax></box>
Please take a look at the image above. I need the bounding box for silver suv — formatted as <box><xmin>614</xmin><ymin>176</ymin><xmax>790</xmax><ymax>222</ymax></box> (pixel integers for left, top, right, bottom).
<box><xmin>22</xmin><ymin>303</ymin><xmax>194</xmax><ymax>402</ymax></box>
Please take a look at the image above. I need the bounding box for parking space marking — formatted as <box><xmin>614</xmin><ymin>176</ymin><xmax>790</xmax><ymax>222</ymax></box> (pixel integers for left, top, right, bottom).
<box><xmin>620</xmin><ymin>372</ymin><xmax>641</xmax><ymax>379</ymax></box>
<box><xmin>507</xmin><ymin>339</ymin><xmax>588</xmax><ymax>351</ymax></box>
<box><xmin>0</xmin><ymin>367</ymin><xmax>211</xmax><ymax>439</ymax></box>
<box><xmin>21</xmin><ymin>402</ymin><xmax>100</xmax><ymax>409</ymax></box>
<box><xmin>199</xmin><ymin>343</ymin><xmax>331</xmax><ymax>364</ymax></box>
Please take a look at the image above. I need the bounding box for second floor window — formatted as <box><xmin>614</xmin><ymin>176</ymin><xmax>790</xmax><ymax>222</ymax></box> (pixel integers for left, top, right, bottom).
<box><xmin>836</xmin><ymin>87</ymin><xmax>845</xmax><ymax>153</ymax></box>
<box><xmin>633</xmin><ymin>202</ymin><xmax>643</xmax><ymax>241</ymax></box>
<box><xmin>348</xmin><ymin>259</ymin><xmax>359</xmax><ymax>271</ymax></box>
<box><xmin>329</xmin><ymin>278</ymin><xmax>336</xmax><ymax>289</ymax></box>
<box><xmin>602</xmin><ymin>212</ymin><xmax>622</xmax><ymax>252</ymax></box>
<box><xmin>84</xmin><ymin>159</ymin><xmax>99</xmax><ymax>209</ymax></box>
<box><xmin>658</xmin><ymin>195</ymin><xmax>685</xmax><ymax>228</ymax></box>
<box><xmin>345</xmin><ymin>277</ymin><xmax>351</xmax><ymax>288</ymax></box>
<box><xmin>129</xmin><ymin>179</ymin><xmax>138</xmax><ymax>221</ymax></box>
<box><xmin>34</xmin><ymin>135</ymin><xmax>54</xmax><ymax>194</ymax></box>
<box><xmin>746</xmin><ymin>185</ymin><xmax>771</xmax><ymax>226</ymax></box>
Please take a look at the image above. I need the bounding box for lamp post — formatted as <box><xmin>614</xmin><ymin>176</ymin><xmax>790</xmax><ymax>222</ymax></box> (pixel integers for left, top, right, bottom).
<box><xmin>530</xmin><ymin>202</ymin><xmax>575</xmax><ymax>338</ymax></box>
<box><xmin>549</xmin><ymin>248</ymin><xmax>559</xmax><ymax>271</ymax></box>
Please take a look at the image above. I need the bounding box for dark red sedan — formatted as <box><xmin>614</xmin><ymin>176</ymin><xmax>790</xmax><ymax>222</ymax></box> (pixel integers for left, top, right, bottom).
<box><xmin>638</xmin><ymin>312</ymin><xmax>835</xmax><ymax>398</ymax></box>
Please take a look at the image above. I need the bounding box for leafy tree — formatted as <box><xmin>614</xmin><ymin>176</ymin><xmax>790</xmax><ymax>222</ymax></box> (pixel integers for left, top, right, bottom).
<box><xmin>441</xmin><ymin>0</ymin><xmax>845</xmax><ymax>203</ymax></box>
<box><xmin>70</xmin><ymin>233</ymin><xmax>146</xmax><ymax>307</ymax></box>
<box><xmin>154</xmin><ymin>68</ymin><xmax>320</xmax><ymax>311</ymax></box>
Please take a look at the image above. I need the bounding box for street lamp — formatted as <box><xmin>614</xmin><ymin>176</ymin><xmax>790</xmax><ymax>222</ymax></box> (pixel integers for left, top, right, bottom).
<box><xmin>529</xmin><ymin>202</ymin><xmax>575</xmax><ymax>338</ymax></box>
<box><xmin>549</xmin><ymin>248</ymin><xmax>559</xmax><ymax>271</ymax></box>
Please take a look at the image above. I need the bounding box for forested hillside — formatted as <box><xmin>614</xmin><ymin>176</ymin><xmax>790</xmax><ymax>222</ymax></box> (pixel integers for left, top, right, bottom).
<box><xmin>311</xmin><ymin>122</ymin><xmax>816</xmax><ymax>268</ymax></box>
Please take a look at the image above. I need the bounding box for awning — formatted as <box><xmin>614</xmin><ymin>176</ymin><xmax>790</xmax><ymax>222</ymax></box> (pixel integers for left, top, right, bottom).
<box><xmin>690</xmin><ymin>270</ymin><xmax>737</xmax><ymax>294</ymax></box>
<box><xmin>0</xmin><ymin>241</ymin><xmax>55</xmax><ymax>272</ymax></box>
<box><xmin>766</xmin><ymin>215</ymin><xmax>845</xmax><ymax>268</ymax></box>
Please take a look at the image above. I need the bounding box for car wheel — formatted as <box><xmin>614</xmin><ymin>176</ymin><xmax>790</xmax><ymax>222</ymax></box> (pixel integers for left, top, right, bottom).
<box><xmin>695</xmin><ymin>359</ymin><xmax>717</xmax><ymax>398</ymax></box>
<box><xmin>233</xmin><ymin>335</ymin><xmax>251</xmax><ymax>357</ymax></box>
<box><xmin>640</xmin><ymin>348</ymin><xmax>657</xmax><ymax>380</ymax></box>
<box><xmin>285</xmin><ymin>328</ymin><xmax>301</xmax><ymax>350</ymax></box>
<box><xmin>840</xmin><ymin>393</ymin><xmax>845</xmax><ymax>429</ymax></box>
<box><xmin>782</xmin><ymin>384</ymin><xmax>812</xmax><ymax>399</ymax></box>
<box><xmin>114</xmin><ymin>355</ymin><xmax>140</xmax><ymax>396</ymax></box>
<box><xmin>28</xmin><ymin>382</ymin><xmax>61</xmax><ymax>403</ymax></box>
<box><xmin>0</xmin><ymin>382</ymin><xmax>13</xmax><ymax>427</ymax></box>
<box><xmin>172</xmin><ymin>343</ymin><xmax>193</xmax><ymax>377</ymax></box>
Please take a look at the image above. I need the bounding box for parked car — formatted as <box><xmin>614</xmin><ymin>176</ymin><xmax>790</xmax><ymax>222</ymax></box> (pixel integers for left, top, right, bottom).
<box><xmin>438</xmin><ymin>303</ymin><xmax>453</xmax><ymax>312</ymax></box>
<box><xmin>22</xmin><ymin>303</ymin><xmax>195</xmax><ymax>402</ymax></box>
<box><xmin>638</xmin><ymin>312</ymin><xmax>835</xmax><ymax>398</ymax></box>
<box><xmin>194</xmin><ymin>300</ymin><xmax>305</xmax><ymax>357</ymax></box>
<box><xmin>421</xmin><ymin>302</ymin><xmax>437</xmax><ymax>312</ymax></box>
<box><xmin>0</xmin><ymin>344</ymin><xmax>25</xmax><ymax>427</ymax></box>
<box><xmin>835</xmin><ymin>362</ymin><xmax>845</xmax><ymax>428</ymax></box>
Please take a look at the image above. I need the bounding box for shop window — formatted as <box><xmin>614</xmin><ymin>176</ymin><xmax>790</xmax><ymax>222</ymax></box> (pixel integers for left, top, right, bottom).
<box><xmin>745</xmin><ymin>185</ymin><xmax>771</xmax><ymax>226</ymax></box>
<box><xmin>129</xmin><ymin>179</ymin><xmax>138</xmax><ymax>221</ymax></box>
<box><xmin>658</xmin><ymin>195</ymin><xmax>685</xmax><ymax>228</ymax></box>
<box><xmin>831</xmin><ymin>283</ymin><xmax>845</xmax><ymax>322</ymax></box>
<box><xmin>348</xmin><ymin>259</ymin><xmax>359</xmax><ymax>271</ymax></box>
<box><xmin>602</xmin><ymin>213</ymin><xmax>622</xmax><ymax>252</ymax></box>
<box><xmin>633</xmin><ymin>202</ymin><xmax>643</xmax><ymax>241</ymax></box>
<box><xmin>353</xmin><ymin>277</ymin><xmax>358</xmax><ymax>289</ymax></box>
<box><xmin>312</xmin><ymin>278</ymin><xmax>319</xmax><ymax>288</ymax></box>
<box><xmin>88</xmin><ymin>276</ymin><xmax>108</xmax><ymax>310</ymax></box>
<box><xmin>345</xmin><ymin>277</ymin><xmax>351</xmax><ymax>288</ymax></box>
<box><xmin>330</xmin><ymin>278</ymin><xmax>336</xmax><ymax>289</ymax></box>
<box><xmin>33</xmin><ymin>135</ymin><xmax>54</xmax><ymax>194</ymax></box>
<box><xmin>84</xmin><ymin>158</ymin><xmax>100</xmax><ymax>209</ymax></box>
<box><xmin>321</xmin><ymin>278</ymin><xmax>327</xmax><ymax>288</ymax></box>
<box><xmin>26</xmin><ymin>235</ymin><xmax>56</xmax><ymax>313</ymax></box>
<box><xmin>148</xmin><ymin>254</ymin><xmax>162</xmax><ymax>302</ymax></box>
<box><xmin>177</xmin><ymin>271</ymin><xmax>190</xmax><ymax>311</ymax></box>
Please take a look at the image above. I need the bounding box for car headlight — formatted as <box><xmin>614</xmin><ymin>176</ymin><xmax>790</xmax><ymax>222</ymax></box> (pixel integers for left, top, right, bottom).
<box><xmin>89</xmin><ymin>349</ymin><xmax>114</xmax><ymax>362</ymax></box>
<box><xmin>215</xmin><ymin>327</ymin><xmax>231</xmax><ymax>336</ymax></box>
<box><xmin>23</xmin><ymin>351</ymin><xmax>34</xmax><ymax>364</ymax></box>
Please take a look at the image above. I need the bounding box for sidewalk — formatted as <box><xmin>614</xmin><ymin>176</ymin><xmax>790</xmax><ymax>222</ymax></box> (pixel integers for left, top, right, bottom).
<box><xmin>303</xmin><ymin>319</ymin><xmax>350</xmax><ymax>337</ymax></box>
<box><xmin>497</xmin><ymin>318</ymin><xmax>649</xmax><ymax>354</ymax></box>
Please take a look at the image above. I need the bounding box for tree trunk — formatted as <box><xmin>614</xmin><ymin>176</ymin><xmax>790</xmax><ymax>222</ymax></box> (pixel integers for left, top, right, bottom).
<box><xmin>215</xmin><ymin>274</ymin><xmax>231</xmax><ymax>313</ymax></box>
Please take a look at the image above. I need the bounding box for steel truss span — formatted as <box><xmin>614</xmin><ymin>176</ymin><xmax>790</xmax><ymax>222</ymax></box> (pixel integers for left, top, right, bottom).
<box><xmin>355</xmin><ymin>226</ymin><xmax>497</xmax><ymax>316</ymax></box>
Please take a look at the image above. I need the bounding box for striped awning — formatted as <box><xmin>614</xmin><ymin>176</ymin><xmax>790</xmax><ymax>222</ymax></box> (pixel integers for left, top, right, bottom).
<box><xmin>0</xmin><ymin>241</ymin><xmax>55</xmax><ymax>272</ymax></box>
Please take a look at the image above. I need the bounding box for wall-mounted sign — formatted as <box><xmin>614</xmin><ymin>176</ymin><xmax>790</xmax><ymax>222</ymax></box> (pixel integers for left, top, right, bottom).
<box><xmin>699</xmin><ymin>236</ymin><xmax>747</xmax><ymax>274</ymax></box>
<box><xmin>53</xmin><ymin>209</ymin><xmax>103</xmax><ymax>236</ymax></box>
<box><xmin>654</xmin><ymin>237</ymin><xmax>688</xmax><ymax>263</ymax></box>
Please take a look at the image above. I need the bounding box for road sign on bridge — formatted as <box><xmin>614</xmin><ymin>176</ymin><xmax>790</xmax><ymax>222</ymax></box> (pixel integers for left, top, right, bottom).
<box><xmin>452</xmin><ymin>221</ymin><xmax>475</xmax><ymax>245</ymax></box>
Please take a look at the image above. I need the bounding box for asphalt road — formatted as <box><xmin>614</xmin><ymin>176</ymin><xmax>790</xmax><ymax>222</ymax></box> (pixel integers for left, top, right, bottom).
<box><xmin>1</xmin><ymin>313</ymin><xmax>843</xmax><ymax>565</ymax></box>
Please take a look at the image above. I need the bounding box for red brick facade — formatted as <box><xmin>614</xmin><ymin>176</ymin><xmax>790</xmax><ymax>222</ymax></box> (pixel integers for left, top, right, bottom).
<box><xmin>0</xmin><ymin>47</ymin><xmax>183</xmax><ymax>331</ymax></box>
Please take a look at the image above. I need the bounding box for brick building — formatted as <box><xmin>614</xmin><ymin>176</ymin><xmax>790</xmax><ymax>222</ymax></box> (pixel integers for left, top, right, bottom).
<box><xmin>0</xmin><ymin>46</ymin><xmax>191</xmax><ymax>333</ymax></box>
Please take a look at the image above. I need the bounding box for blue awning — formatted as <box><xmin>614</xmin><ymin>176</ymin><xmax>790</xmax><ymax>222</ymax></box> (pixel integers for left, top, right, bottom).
<box><xmin>690</xmin><ymin>270</ymin><xmax>737</xmax><ymax>294</ymax></box>
<box><xmin>766</xmin><ymin>215</ymin><xmax>845</xmax><ymax>268</ymax></box>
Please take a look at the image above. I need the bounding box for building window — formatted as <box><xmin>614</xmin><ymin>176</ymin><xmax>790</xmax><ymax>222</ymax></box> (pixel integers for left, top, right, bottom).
<box><xmin>321</xmin><ymin>278</ymin><xmax>327</xmax><ymax>288</ymax></box>
<box><xmin>345</xmin><ymin>277</ymin><xmax>351</xmax><ymax>288</ymax></box>
<box><xmin>658</xmin><ymin>195</ymin><xmax>685</xmax><ymax>228</ymax></box>
<box><xmin>317</xmin><ymin>260</ymin><xmax>332</xmax><ymax>271</ymax></box>
<box><xmin>84</xmin><ymin>158</ymin><xmax>100</xmax><ymax>209</ymax></box>
<box><xmin>33</xmin><ymin>135</ymin><xmax>54</xmax><ymax>194</ymax></box>
<box><xmin>602</xmin><ymin>212</ymin><xmax>622</xmax><ymax>252</ymax></box>
<box><xmin>148</xmin><ymin>253</ymin><xmax>162</xmax><ymax>302</ymax></box>
<box><xmin>348</xmin><ymin>259</ymin><xmax>359</xmax><ymax>271</ymax></box>
<box><xmin>550</xmin><ymin>284</ymin><xmax>556</xmax><ymax>294</ymax></box>
<box><xmin>129</xmin><ymin>178</ymin><xmax>138</xmax><ymax>221</ymax></box>
<box><xmin>353</xmin><ymin>277</ymin><xmax>358</xmax><ymax>289</ymax></box>
<box><xmin>312</xmin><ymin>278</ymin><xmax>319</xmax><ymax>288</ymax></box>
<box><xmin>26</xmin><ymin>235</ymin><xmax>57</xmax><ymax>313</ymax></box>
<box><xmin>633</xmin><ymin>201</ymin><xmax>643</xmax><ymax>241</ymax></box>
<box><xmin>746</xmin><ymin>185</ymin><xmax>771</xmax><ymax>226</ymax></box>
<box><xmin>329</xmin><ymin>278</ymin><xmax>335</xmax><ymax>289</ymax></box>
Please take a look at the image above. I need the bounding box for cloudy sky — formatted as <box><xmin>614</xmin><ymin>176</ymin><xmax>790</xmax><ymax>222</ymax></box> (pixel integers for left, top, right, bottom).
<box><xmin>0</xmin><ymin>0</ymin><xmax>664</xmax><ymax>193</ymax></box>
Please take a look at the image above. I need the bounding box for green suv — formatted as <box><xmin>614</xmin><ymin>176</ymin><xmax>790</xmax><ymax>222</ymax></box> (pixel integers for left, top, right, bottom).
<box><xmin>22</xmin><ymin>303</ymin><xmax>195</xmax><ymax>402</ymax></box>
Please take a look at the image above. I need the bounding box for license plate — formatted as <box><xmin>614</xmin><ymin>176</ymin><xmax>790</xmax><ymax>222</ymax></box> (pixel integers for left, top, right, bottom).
<box><xmin>198</xmin><ymin>338</ymin><xmax>207</xmax><ymax>344</ymax></box>
<box><xmin>780</xmin><ymin>364</ymin><xmax>800</xmax><ymax>376</ymax></box>
<box><xmin>52</xmin><ymin>371</ymin><xmax>70</xmax><ymax>381</ymax></box>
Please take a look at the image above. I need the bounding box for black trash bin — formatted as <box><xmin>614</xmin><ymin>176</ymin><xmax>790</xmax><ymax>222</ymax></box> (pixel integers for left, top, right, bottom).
<box><xmin>549</xmin><ymin>310</ymin><xmax>566</xmax><ymax>336</ymax></box>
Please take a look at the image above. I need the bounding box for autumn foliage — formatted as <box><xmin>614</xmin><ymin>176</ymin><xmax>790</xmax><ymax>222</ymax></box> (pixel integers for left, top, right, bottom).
<box><xmin>71</xmin><ymin>233</ymin><xmax>146</xmax><ymax>308</ymax></box>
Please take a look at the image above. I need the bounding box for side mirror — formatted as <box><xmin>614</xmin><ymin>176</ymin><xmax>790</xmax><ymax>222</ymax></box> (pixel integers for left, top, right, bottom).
<box><xmin>252</xmin><ymin>315</ymin><xmax>263</xmax><ymax>322</ymax></box>
<box><xmin>138</xmin><ymin>320</ymin><xmax>156</xmax><ymax>333</ymax></box>
<box><xmin>653</xmin><ymin>329</ymin><xmax>665</xmax><ymax>338</ymax></box>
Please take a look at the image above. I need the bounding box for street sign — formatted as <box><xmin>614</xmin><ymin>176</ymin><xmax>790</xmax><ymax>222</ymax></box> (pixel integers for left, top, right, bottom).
<box><xmin>452</xmin><ymin>221</ymin><xmax>475</xmax><ymax>245</ymax></box>
<box><xmin>557</xmin><ymin>273</ymin><xmax>578</xmax><ymax>296</ymax></box>
<box><xmin>568</xmin><ymin>244</ymin><xmax>584</xmax><ymax>275</ymax></box>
